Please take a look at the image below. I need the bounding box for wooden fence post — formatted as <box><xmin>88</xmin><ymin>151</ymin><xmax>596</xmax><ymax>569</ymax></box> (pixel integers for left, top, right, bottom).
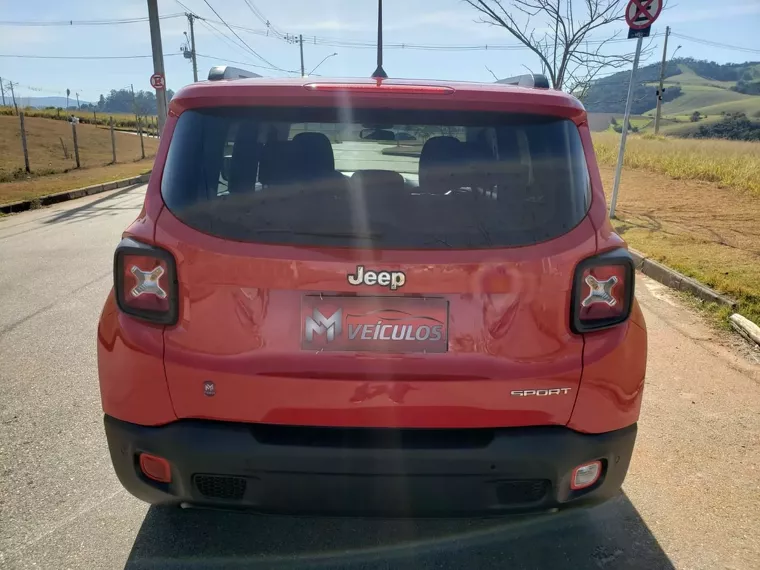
<box><xmin>71</xmin><ymin>118</ymin><xmax>81</xmax><ymax>168</ymax></box>
<box><xmin>110</xmin><ymin>116</ymin><xmax>116</xmax><ymax>163</ymax></box>
<box><xmin>137</xmin><ymin>116</ymin><xmax>145</xmax><ymax>159</ymax></box>
<box><xmin>19</xmin><ymin>112</ymin><xmax>30</xmax><ymax>173</ymax></box>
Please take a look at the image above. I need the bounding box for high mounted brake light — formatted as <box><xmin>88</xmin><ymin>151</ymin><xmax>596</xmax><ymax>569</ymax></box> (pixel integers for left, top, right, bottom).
<box><xmin>114</xmin><ymin>238</ymin><xmax>178</xmax><ymax>325</ymax></box>
<box><xmin>304</xmin><ymin>83</ymin><xmax>455</xmax><ymax>95</ymax></box>
<box><xmin>571</xmin><ymin>249</ymin><xmax>635</xmax><ymax>333</ymax></box>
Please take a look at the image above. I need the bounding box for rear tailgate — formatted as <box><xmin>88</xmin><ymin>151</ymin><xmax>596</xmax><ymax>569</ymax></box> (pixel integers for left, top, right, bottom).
<box><xmin>158</xmin><ymin>216</ymin><xmax>593</xmax><ymax>428</ymax></box>
<box><xmin>155</xmin><ymin>96</ymin><xmax>595</xmax><ymax>428</ymax></box>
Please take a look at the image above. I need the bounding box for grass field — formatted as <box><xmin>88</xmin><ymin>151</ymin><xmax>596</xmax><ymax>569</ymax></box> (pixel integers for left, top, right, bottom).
<box><xmin>599</xmin><ymin>164</ymin><xmax>760</xmax><ymax>328</ymax></box>
<box><xmin>0</xmin><ymin>105</ymin><xmax>158</xmax><ymax>133</ymax></box>
<box><xmin>0</xmin><ymin>115</ymin><xmax>158</xmax><ymax>178</ymax></box>
<box><xmin>593</xmin><ymin>132</ymin><xmax>760</xmax><ymax>195</ymax></box>
<box><xmin>1</xmin><ymin>114</ymin><xmax>159</xmax><ymax>204</ymax></box>
<box><xmin>0</xmin><ymin>159</ymin><xmax>154</xmax><ymax>205</ymax></box>
<box><xmin>592</xmin><ymin>132</ymin><xmax>760</xmax><ymax>326</ymax></box>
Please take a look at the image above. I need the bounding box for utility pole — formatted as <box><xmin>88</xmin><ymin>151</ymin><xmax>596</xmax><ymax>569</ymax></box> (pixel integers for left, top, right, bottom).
<box><xmin>76</xmin><ymin>92</ymin><xmax>80</xmax><ymax>109</ymax></box>
<box><xmin>0</xmin><ymin>77</ymin><xmax>5</xmax><ymax>106</ymax></box>
<box><xmin>299</xmin><ymin>34</ymin><xmax>305</xmax><ymax>77</ymax></box>
<box><xmin>654</xmin><ymin>26</ymin><xmax>670</xmax><ymax>135</ymax></box>
<box><xmin>9</xmin><ymin>81</ymin><xmax>18</xmax><ymax>115</ymax></box>
<box><xmin>147</xmin><ymin>0</ymin><xmax>168</xmax><ymax>135</ymax></box>
<box><xmin>187</xmin><ymin>13</ymin><xmax>198</xmax><ymax>82</ymax></box>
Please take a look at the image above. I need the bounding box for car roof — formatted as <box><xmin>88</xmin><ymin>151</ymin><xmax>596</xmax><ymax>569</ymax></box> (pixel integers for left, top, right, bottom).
<box><xmin>170</xmin><ymin>76</ymin><xmax>586</xmax><ymax>120</ymax></box>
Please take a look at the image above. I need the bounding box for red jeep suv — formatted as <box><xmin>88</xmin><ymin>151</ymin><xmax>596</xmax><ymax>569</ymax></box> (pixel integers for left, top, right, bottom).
<box><xmin>98</xmin><ymin>71</ymin><xmax>647</xmax><ymax>516</ymax></box>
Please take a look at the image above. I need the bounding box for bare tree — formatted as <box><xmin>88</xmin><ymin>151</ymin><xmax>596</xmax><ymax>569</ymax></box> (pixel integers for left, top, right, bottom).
<box><xmin>464</xmin><ymin>0</ymin><xmax>652</xmax><ymax>94</ymax></box>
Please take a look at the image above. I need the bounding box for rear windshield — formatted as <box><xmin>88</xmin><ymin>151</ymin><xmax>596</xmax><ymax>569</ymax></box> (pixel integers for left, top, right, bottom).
<box><xmin>161</xmin><ymin>107</ymin><xmax>590</xmax><ymax>249</ymax></box>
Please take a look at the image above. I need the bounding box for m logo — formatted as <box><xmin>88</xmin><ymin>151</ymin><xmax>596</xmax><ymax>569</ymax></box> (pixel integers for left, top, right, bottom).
<box><xmin>304</xmin><ymin>308</ymin><xmax>343</xmax><ymax>342</ymax></box>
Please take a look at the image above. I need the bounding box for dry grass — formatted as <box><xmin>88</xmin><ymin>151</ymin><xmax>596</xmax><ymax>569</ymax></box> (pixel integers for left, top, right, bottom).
<box><xmin>593</xmin><ymin>132</ymin><xmax>760</xmax><ymax>195</ymax></box>
<box><xmin>0</xmin><ymin>115</ymin><xmax>158</xmax><ymax>182</ymax></box>
<box><xmin>600</xmin><ymin>164</ymin><xmax>760</xmax><ymax>326</ymax></box>
<box><xmin>0</xmin><ymin>105</ymin><xmax>157</xmax><ymax>132</ymax></box>
<box><xmin>0</xmin><ymin>159</ymin><xmax>154</xmax><ymax>204</ymax></box>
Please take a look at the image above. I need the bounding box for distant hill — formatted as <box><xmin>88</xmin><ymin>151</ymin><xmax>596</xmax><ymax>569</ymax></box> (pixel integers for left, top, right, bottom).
<box><xmin>8</xmin><ymin>96</ymin><xmax>93</xmax><ymax>109</ymax></box>
<box><xmin>583</xmin><ymin>58</ymin><xmax>760</xmax><ymax>132</ymax></box>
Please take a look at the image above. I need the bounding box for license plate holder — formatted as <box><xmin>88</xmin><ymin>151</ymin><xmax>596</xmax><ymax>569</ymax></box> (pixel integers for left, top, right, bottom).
<box><xmin>301</xmin><ymin>295</ymin><xmax>448</xmax><ymax>353</ymax></box>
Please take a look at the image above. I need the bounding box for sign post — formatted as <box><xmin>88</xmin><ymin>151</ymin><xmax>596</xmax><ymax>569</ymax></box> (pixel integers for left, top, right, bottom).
<box><xmin>609</xmin><ymin>0</ymin><xmax>662</xmax><ymax>218</ymax></box>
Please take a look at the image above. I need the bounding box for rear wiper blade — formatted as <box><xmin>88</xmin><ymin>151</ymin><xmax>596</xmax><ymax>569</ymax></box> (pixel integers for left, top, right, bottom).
<box><xmin>252</xmin><ymin>229</ymin><xmax>382</xmax><ymax>239</ymax></box>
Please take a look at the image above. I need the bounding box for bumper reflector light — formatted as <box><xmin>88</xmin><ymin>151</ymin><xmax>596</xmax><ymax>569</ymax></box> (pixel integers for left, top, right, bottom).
<box><xmin>139</xmin><ymin>453</ymin><xmax>172</xmax><ymax>483</ymax></box>
<box><xmin>570</xmin><ymin>460</ymin><xmax>602</xmax><ymax>490</ymax></box>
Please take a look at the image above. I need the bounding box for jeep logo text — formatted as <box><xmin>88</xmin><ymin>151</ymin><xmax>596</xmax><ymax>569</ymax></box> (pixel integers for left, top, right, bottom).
<box><xmin>347</xmin><ymin>265</ymin><xmax>406</xmax><ymax>290</ymax></box>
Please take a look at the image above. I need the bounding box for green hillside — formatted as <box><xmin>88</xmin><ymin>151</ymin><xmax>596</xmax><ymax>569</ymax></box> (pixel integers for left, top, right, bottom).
<box><xmin>648</xmin><ymin>82</ymin><xmax>754</xmax><ymax>115</ymax></box>
<box><xmin>584</xmin><ymin>58</ymin><xmax>760</xmax><ymax>137</ymax></box>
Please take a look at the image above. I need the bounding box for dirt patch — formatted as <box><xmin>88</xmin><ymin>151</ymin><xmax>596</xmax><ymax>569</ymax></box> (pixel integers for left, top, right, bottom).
<box><xmin>602</xmin><ymin>164</ymin><xmax>760</xmax><ymax>325</ymax></box>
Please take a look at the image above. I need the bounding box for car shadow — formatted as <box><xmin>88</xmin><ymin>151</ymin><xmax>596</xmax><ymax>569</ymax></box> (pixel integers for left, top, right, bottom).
<box><xmin>124</xmin><ymin>492</ymin><xmax>675</xmax><ymax>570</ymax></box>
<box><xmin>42</xmin><ymin>183</ymin><xmax>145</xmax><ymax>226</ymax></box>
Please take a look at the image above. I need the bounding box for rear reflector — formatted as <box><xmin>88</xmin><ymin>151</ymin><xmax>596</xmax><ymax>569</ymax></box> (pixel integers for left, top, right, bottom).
<box><xmin>571</xmin><ymin>249</ymin><xmax>634</xmax><ymax>333</ymax></box>
<box><xmin>139</xmin><ymin>453</ymin><xmax>172</xmax><ymax>483</ymax></box>
<box><xmin>570</xmin><ymin>460</ymin><xmax>602</xmax><ymax>490</ymax></box>
<box><xmin>304</xmin><ymin>83</ymin><xmax>455</xmax><ymax>95</ymax></box>
<box><xmin>114</xmin><ymin>238</ymin><xmax>178</xmax><ymax>325</ymax></box>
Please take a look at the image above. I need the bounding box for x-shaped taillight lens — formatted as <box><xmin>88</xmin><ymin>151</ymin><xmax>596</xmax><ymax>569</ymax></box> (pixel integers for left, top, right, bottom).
<box><xmin>114</xmin><ymin>238</ymin><xmax>178</xmax><ymax>325</ymax></box>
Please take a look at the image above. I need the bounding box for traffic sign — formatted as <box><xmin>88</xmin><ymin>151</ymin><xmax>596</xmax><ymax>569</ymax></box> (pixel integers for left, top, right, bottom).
<box><xmin>150</xmin><ymin>73</ymin><xmax>165</xmax><ymax>90</ymax></box>
<box><xmin>625</xmin><ymin>0</ymin><xmax>662</xmax><ymax>30</ymax></box>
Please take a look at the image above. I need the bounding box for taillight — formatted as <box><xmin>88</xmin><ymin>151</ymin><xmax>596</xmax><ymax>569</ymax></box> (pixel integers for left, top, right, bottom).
<box><xmin>571</xmin><ymin>249</ymin><xmax>634</xmax><ymax>333</ymax></box>
<box><xmin>114</xmin><ymin>238</ymin><xmax>178</xmax><ymax>325</ymax></box>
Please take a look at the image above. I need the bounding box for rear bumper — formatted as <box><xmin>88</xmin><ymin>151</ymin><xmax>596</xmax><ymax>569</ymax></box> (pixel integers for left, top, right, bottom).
<box><xmin>104</xmin><ymin>415</ymin><xmax>636</xmax><ymax>516</ymax></box>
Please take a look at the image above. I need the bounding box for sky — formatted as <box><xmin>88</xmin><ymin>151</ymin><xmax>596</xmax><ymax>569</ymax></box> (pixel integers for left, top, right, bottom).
<box><xmin>0</xmin><ymin>0</ymin><xmax>759</xmax><ymax>104</ymax></box>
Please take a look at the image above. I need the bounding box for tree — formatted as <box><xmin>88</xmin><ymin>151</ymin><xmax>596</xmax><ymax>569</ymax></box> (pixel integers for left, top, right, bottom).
<box><xmin>463</xmin><ymin>0</ymin><xmax>652</xmax><ymax>93</ymax></box>
<box><xmin>690</xmin><ymin>111</ymin><xmax>701</xmax><ymax>122</ymax></box>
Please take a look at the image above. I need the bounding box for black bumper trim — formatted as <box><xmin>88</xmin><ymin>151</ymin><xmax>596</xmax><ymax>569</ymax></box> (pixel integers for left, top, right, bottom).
<box><xmin>104</xmin><ymin>416</ymin><xmax>636</xmax><ymax>516</ymax></box>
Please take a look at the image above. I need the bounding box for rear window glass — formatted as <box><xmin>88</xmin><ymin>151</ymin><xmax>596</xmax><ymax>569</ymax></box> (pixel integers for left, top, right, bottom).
<box><xmin>161</xmin><ymin>107</ymin><xmax>590</xmax><ymax>249</ymax></box>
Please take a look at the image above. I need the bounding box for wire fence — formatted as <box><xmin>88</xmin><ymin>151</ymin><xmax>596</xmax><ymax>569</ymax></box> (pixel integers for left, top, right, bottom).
<box><xmin>0</xmin><ymin>106</ymin><xmax>160</xmax><ymax>183</ymax></box>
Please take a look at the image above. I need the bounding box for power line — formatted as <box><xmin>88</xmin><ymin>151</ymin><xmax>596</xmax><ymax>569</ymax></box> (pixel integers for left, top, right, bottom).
<box><xmin>195</xmin><ymin>52</ymin><xmax>297</xmax><ymax>74</ymax></box>
<box><xmin>199</xmin><ymin>0</ymin><xmax>287</xmax><ymax>71</ymax></box>
<box><xmin>0</xmin><ymin>53</ymin><xmax>182</xmax><ymax>60</ymax></box>
<box><xmin>213</xmin><ymin>20</ymin><xmax>665</xmax><ymax>52</ymax></box>
<box><xmin>670</xmin><ymin>33</ymin><xmax>760</xmax><ymax>55</ymax></box>
<box><xmin>0</xmin><ymin>14</ymin><xmax>184</xmax><ymax>26</ymax></box>
<box><xmin>242</xmin><ymin>0</ymin><xmax>284</xmax><ymax>37</ymax></box>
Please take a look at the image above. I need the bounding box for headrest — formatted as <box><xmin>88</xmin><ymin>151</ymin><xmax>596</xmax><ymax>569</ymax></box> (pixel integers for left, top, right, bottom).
<box><xmin>291</xmin><ymin>132</ymin><xmax>335</xmax><ymax>179</ymax></box>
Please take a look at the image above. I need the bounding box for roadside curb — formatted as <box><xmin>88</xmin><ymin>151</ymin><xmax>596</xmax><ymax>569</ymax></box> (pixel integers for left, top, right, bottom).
<box><xmin>0</xmin><ymin>172</ymin><xmax>152</xmax><ymax>214</ymax></box>
<box><xmin>630</xmin><ymin>248</ymin><xmax>737</xmax><ymax>309</ymax></box>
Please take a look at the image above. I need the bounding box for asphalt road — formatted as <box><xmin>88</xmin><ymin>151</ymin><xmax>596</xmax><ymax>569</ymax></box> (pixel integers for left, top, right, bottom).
<box><xmin>1</xmin><ymin>185</ymin><xmax>759</xmax><ymax>569</ymax></box>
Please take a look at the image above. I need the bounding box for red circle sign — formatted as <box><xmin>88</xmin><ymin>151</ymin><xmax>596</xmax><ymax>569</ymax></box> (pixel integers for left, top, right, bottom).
<box><xmin>625</xmin><ymin>0</ymin><xmax>662</xmax><ymax>30</ymax></box>
<box><xmin>150</xmin><ymin>73</ymin><xmax>165</xmax><ymax>90</ymax></box>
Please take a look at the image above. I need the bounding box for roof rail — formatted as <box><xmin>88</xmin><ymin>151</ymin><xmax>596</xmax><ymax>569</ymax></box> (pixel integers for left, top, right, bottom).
<box><xmin>496</xmin><ymin>73</ymin><xmax>551</xmax><ymax>89</ymax></box>
<box><xmin>207</xmin><ymin>65</ymin><xmax>262</xmax><ymax>81</ymax></box>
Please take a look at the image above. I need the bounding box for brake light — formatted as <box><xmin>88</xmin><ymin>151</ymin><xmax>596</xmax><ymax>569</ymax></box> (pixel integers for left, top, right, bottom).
<box><xmin>304</xmin><ymin>83</ymin><xmax>455</xmax><ymax>95</ymax></box>
<box><xmin>571</xmin><ymin>249</ymin><xmax>634</xmax><ymax>333</ymax></box>
<box><xmin>114</xmin><ymin>238</ymin><xmax>178</xmax><ymax>325</ymax></box>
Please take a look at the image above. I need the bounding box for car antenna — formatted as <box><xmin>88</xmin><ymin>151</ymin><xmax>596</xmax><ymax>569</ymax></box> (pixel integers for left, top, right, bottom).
<box><xmin>371</xmin><ymin>0</ymin><xmax>388</xmax><ymax>79</ymax></box>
